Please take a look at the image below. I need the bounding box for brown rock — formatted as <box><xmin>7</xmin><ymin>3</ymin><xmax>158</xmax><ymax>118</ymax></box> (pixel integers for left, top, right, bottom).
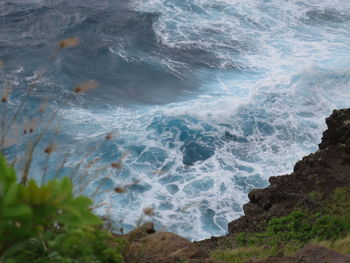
<box><xmin>294</xmin><ymin>245</ymin><xmax>350</xmax><ymax>263</ymax></box>
<box><xmin>319</xmin><ymin>109</ymin><xmax>350</xmax><ymax>150</ymax></box>
<box><xmin>124</xmin><ymin>222</ymin><xmax>156</xmax><ymax>242</ymax></box>
<box><xmin>124</xmin><ymin>223</ymin><xmax>220</xmax><ymax>263</ymax></box>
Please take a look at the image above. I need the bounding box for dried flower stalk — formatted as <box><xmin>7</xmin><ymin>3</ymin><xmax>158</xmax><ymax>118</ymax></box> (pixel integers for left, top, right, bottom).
<box><xmin>74</xmin><ymin>80</ymin><xmax>98</xmax><ymax>93</ymax></box>
<box><xmin>59</xmin><ymin>37</ymin><xmax>79</xmax><ymax>48</ymax></box>
<box><xmin>143</xmin><ymin>207</ymin><xmax>155</xmax><ymax>216</ymax></box>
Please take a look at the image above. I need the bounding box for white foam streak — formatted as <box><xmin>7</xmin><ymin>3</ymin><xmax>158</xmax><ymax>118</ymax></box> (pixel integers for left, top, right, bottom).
<box><xmin>60</xmin><ymin>64</ymin><xmax>350</xmax><ymax>240</ymax></box>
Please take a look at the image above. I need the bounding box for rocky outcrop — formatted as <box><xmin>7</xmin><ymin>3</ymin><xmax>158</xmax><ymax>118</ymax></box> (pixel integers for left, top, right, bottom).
<box><xmin>122</xmin><ymin>223</ymin><xmax>220</xmax><ymax>263</ymax></box>
<box><xmin>196</xmin><ymin>109</ymin><xmax>350</xmax><ymax>251</ymax></box>
<box><xmin>248</xmin><ymin>245</ymin><xmax>350</xmax><ymax>263</ymax></box>
<box><xmin>228</xmin><ymin>108</ymin><xmax>350</xmax><ymax>235</ymax></box>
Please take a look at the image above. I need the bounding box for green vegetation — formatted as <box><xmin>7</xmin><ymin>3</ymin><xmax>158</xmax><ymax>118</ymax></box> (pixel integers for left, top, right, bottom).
<box><xmin>0</xmin><ymin>154</ymin><xmax>125</xmax><ymax>262</ymax></box>
<box><xmin>211</xmin><ymin>188</ymin><xmax>350</xmax><ymax>263</ymax></box>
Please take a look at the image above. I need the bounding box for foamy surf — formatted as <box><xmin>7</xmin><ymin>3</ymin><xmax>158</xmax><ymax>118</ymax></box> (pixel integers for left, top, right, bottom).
<box><xmin>1</xmin><ymin>0</ymin><xmax>350</xmax><ymax>240</ymax></box>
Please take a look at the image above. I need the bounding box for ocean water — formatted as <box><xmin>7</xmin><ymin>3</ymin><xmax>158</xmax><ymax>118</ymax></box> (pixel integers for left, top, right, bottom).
<box><xmin>1</xmin><ymin>0</ymin><xmax>350</xmax><ymax>240</ymax></box>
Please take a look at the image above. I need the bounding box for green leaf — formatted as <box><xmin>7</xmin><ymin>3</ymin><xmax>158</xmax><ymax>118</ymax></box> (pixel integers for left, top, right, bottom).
<box><xmin>60</xmin><ymin>177</ymin><xmax>73</xmax><ymax>199</ymax></box>
<box><xmin>3</xmin><ymin>183</ymin><xmax>19</xmax><ymax>206</ymax></box>
<box><xmin>0</xmin><ymin>240</ymin><xmax>28</xmax><ymax>261</ymax></box>
<box><xmin>0</xmin><ymin>154</ymin><xmax>17</xmax><ymax>198</ymax></box>
<box><xmin>23</xmin><ymin>180</ymin><xmax>41</xmax><ymax>205</ymax></box>
<box><xmin>58</xmin><ymin>204</ymin><xmax>82</xmax><ymax>218</ymax></box>
<box><xmin>31</xmin><ymin>205</ymin><xmax>56</xmax><ymax>224</ymax></box>
<box><xmin>79</xmin><ymin>210</ymin><xmax>102</xmax><ymax>226</ymax></box>
<box><xmin>2</xmin><ymin>204</ymin><xmax>32</xmax><ymax>218</ymax></box>
<box><xmin>70</xmin><ymin>196</ymin><xmax>92</xmax><ymax>209</ymax></box>
<box><xmin>0</xmin><ymin>154</ymin><xmax>9</xmax><ymax>178</ymax></box>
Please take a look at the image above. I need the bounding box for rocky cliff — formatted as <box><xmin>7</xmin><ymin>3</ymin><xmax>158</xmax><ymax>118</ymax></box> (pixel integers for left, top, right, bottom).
<box><xmin>229</xmin><ymin>108</ymin><xmax>350</xmax><ymax>234</ymax></box>
<box><xmin>198</xmin><ymin>108</ymin><xmax>350</xmax><ymax>251</ymax></box>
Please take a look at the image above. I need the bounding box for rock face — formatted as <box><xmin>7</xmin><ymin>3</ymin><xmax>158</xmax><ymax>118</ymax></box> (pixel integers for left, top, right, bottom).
<box><xmin>123</xmin><ymin>223</ymin><xmax>220</xmax><ymax>263</ymax></box>
<box><xmin>227</xmin><ymin>109</ymin><xmax>350</xmax><ymax>234</ymax></box>
<box><xmin>248</xmin><ymin>245</ymin><xmax>350</xmax><ymax>263</ymax></box>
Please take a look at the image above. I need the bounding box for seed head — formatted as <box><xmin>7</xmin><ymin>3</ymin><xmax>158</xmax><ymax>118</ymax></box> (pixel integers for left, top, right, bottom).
<box><xmin>44</xmin><ymin>144</ymin><xmax>57</xmax><ymax>155</ymax></box>
<box><xmin>111</xmin><ymin>162</ymin><xmax>122</xmax><ymax>169</ymax></box>
<box><xmin>23</xmin><ymin>118</ymin><xmax>30</xmax><ymax>134</ymax></box>
<box><xmin>114</xmin><ymin>186</ymin><xmax>126</xmax><ymax>193</ymax></box>
<box><xmin>105</xmin><ymin>133</ymin><xmax>113</xmax><ymax>140</ymax></box>
<box><xmin>1</xmin><ymin>84</ymin><xmax>11</xmax><ymax>103</ymax></box>
<box><xmin>143</xmin><ymin>207</ymin><xmax>155</xmax><ymax>216</ymax></box>
<box><xmin>28</xmin><ymin>118</ymin><xmax>38</xmax><ymax>134</ymax></box>
<box><xmin>74</xmin><ymin>80</ymin><xmax>98</xmax><ymax>93</ymax></box>
<box><xmin>101</xmin><ymin>216</ymin><xmax>109</xmax><ymax>221</ymax></box>
<box><xmin>59</xmin><ymin>37</ymin><xmax>79</xmax><ymax>48</ymax></box>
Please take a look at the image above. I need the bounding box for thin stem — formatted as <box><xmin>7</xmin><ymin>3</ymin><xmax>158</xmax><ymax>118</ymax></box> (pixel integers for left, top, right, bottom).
<box><xmin>54</xmin><ymin>152</ymin><xmax>71</xmax><ymax>179</ymax></box>
<box><xmin>1</xmin><ymin>85</ymin><xmax>34</xmax><ymax>149</ymax></box>
<box><xmin>21</xmin><ymin>101</ymin><xmax>65</xmax><ymax>185</ymax></box>
<box><xmin>41</xmin><ymin>153</ymin><xmax>51</xmax><ymax>186</ymax></box>
<box><xmin>91</xmin><ymin>177</ymin><xmax>109</xmax><ymax>199</ymax></box>
<box><xmin>0</xmin><ymin>102</ymin><xmax>8</xmax><ymax>153</ymax></box>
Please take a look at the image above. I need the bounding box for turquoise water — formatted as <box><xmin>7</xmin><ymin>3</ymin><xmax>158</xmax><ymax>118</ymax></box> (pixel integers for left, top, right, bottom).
<box><xmin>1</xmin><ymin>0</ymin><xmax>350</xmax><ymax>240</ymax></box>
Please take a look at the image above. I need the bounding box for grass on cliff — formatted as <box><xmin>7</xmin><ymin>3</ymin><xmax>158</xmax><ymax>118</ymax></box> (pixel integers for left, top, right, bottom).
<box><xmin>211</xmin><ymin>236</ymin><xmax>350</xmax><ymax>263</ymax></box>
<box><xmin>211</xmin><ymin>242</ymin><xmax>302</xmax><ymax>263</ymax></box>
<box><xmin>315</xmin><ymin>235</ymin><xmax>350</xmax><ymax>255</ymax></box>
<box><xmin>211</xmin><ymin>187</ymin><xmax>350</xmax><ymax>263</ymax></box>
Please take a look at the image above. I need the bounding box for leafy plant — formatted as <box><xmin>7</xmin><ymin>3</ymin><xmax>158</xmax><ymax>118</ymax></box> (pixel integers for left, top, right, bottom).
<box><xmin>0</xmin><ymin>154</ymin><xmax>125</xmax><ymax>262</ymax></box>
<box><xmin>7</xmin><ymin>227</ymin><xmax>126</xmax><ymax>263</ymax></box>
<box><xmin>311</xmin><ymin>214</ymin><xmax>348</xmax><ymax>241</ymax></box>
<box><xmin>214</xmin><ymin>211</ymin><xmax>349</xmax><ymax>263</ymax></box>
<box><xmin>266</xmin><ymin>210</ymin><xmax>313</xmax><ymax>243</ymax></box>
<box><xmin>0</xmin><ymin>154</ymin><xmax>33</xmax><ymax>257</ymax></box>
<box><xmin>326</xmin><ymin>187</ymin><xmax>350</xmax><ymax>223</ymax></box>
<box><xmin>235</xmin><ymin>231</ymin><xmax>268</xmax><ymax>247</ymax></box>
<box><xmin>221</xmin><ymin>202</ymin><xmax>350</xmax><ymax>263</ymax></box>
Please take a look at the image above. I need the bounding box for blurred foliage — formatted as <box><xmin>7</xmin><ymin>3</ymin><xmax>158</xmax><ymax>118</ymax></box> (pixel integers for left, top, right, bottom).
<box><xmin>0</xmin><ymin>154</ymin><xmax>125</xmax><ymax>262</ymax></box>
<box><xmin>5</xmin><ymin>227</ymin><xmax>126</xmax><ymax>263</ymax></box>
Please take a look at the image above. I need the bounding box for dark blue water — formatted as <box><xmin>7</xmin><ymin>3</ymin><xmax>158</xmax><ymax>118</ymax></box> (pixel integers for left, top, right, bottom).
<box><xmin>1</xmin><ymin>0</ymin><xmax>350</xmax><ymax>240</ymax></box>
